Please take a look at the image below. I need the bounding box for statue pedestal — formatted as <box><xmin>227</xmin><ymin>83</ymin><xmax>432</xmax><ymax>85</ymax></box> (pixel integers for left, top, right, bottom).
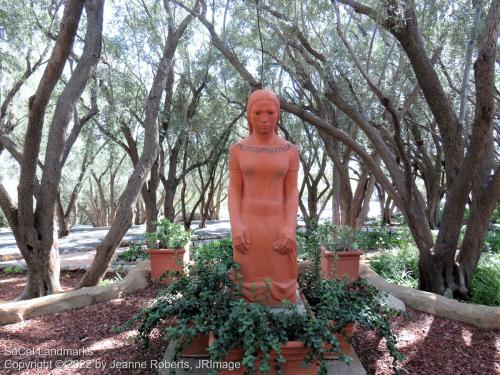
<box><xmin>159</xmin><ymin>342</ymin><xmax>366</xmax><ymax>375</ymax></box>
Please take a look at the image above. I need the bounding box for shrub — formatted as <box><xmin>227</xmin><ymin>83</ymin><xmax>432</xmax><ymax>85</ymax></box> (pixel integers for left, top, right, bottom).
<box><xmin>3</xmin><ymin>265</ymin><xmax>26</xmax><ymax>274</ymax></box>
<box><xmin>0</xmin><ymin>209</ymin><xmax>8</xmax><ymax>228</ymax></box>
<box><xmin>144</xmin><ymin>219</ymin><xmax>190</xmax><ymax>249</ymax></box>
<box><xmin>299</xmin><ymin>244</ymin><xmax>403</xmax><ymax>369</ymax></box>
<box><xmin>297</xmin><ymin>225</ymin><xmax>321</xmax><ymax>260</ymax></box>
<box><xmin>190</xmin><ymin>236</ymin><xmax>233</xmax><ymax>266</ymax></box>
<box><xmin>358</xmin><ymin>224</ymin><xmax>414</xmax><ymax>250</ymax></box>
<box><xmin>491</xmin><ymin>206</ymin><xmax>500</xmax><ymax>224</ymax></box>
<box><xmin>298</xmin><ymin>222</ymin><xmax>362</xmax><ymax>254</ymax></box>
<box><xmin>369</xmin><ymin>246</ymin><xmax>419</xmax><ymax>289</ymax></box>
<box><xmin>370</xmin><ymin>244</ymin><xmax>500</xmax><ymax>306</ymax></box>
<box><xmin>119</xmin><ymin>242</ymin><xmax>148</xmax><ymax>262</ymax></box>
<box><xmin>484</xmin><ymin>228</ymin><xmax>500</xmax><ymax>254</ymax></box>
<box><xmin>470</xmin><ymin>253</ymin><xmax>500</xmax><ymax>306</ymax></box>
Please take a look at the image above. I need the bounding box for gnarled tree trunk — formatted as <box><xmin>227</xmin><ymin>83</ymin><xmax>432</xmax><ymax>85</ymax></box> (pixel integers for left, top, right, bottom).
<box><xmin>80</xmin><ymin>5</ymin><xmax>196</xmax><ymax>286</ymax></box>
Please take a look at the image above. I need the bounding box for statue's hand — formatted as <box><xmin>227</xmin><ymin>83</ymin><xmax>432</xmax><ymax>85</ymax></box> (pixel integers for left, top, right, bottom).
<box><xmin>273</xmin><ymin>228</ymin><xmax>296</xmax><ymax>254</ymax></box>
<box><xmin>233</xmin><ymin>226</ymin><xmax>250</xmax><ymax>254</ymax></box>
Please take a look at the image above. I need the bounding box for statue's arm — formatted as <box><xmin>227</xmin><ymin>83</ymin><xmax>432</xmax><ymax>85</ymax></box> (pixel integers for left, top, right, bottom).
<box><xmin>274</xmin><ymin>146</ymin><xmax>300</xmax><ymax>253</ymax></box>
<box><xmin>283</xmin><ymin>145</ymin><xmax>300</xmax><ymax>231</ymax></box>
<box><xmin>228</xmin><ymin>145</ymin><xmax>250</xmax><ymax>253</ymax></box>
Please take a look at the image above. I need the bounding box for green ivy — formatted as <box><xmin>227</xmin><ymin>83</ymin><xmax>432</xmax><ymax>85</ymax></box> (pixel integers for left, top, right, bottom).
<box><xmin>299</xmin><ymin>272</ymin><xmax>404</xmax><ymax>370</ymax></box>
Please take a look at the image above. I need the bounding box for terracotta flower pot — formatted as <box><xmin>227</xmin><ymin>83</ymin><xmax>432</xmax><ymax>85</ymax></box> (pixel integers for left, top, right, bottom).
<box><xmin>208</xmin><ymin>333</ymin><xmax>319</xmax><ymax>375</ymax></box>
<box><xmin>181</xmin><ymin>333</ymin><xmax>210</xmax><ymax>358</ymax></box>
<box><xmin>323</xmin><ymin>322</ymin><xmax>354</xmax><ymax>359</ymax></box>
<box><xmin>320</xmin><ymin>246</ymin><xmax>363</xmax><ymax>282</ymax></box>
<box><xmin>147</xmin><ymin>248</ymin><xmax>185</xmax><ymax>284</ymax></box>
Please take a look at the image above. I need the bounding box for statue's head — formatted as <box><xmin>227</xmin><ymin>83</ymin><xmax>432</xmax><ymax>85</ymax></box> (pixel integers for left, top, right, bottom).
<box><xmin>246</xmin><ymin>89</ymin><xmax>280</xmax><ymax>134</ymax></box>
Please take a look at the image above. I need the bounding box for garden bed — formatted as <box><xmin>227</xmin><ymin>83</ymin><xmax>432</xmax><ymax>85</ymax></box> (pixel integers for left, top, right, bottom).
<box><xmin>0</xmin><ymin>281</ymin><xmax>497</xmax><ymax>374</ymax></box>
<box><xmin>0</xmin><ymin>270</ymin><xmax>123</xmax><ymax>304</ymax></box>
<box><xmin>0</xmin><ymin>270</ymin><xmax>86</xmax><ymax>303</ymax></box>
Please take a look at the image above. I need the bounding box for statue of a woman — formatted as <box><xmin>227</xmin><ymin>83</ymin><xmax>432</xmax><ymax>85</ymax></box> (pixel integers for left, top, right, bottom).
<box><xmin>228</xmin><ymin>89</ymin><xmax>299</xmax><ymax>306</ymax></box>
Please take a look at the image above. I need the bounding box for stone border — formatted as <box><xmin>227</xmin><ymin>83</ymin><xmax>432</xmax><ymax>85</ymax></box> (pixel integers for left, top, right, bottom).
<box><xmin>360</xmin><ymin>261</ymin><xmax>500</xmax><ymax>329</ymax></box>
<box><xmin>0</xmin><ymin>260</ymin><xmax>151</xmax><ymax>325</ymax></box>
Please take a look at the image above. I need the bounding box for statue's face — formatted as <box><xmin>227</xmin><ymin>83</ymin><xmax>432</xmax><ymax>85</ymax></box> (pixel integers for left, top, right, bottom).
<box><xmin>249</xmin><ymin>99</ymin><xmax>279</xmax><ymax>135</ymax></box>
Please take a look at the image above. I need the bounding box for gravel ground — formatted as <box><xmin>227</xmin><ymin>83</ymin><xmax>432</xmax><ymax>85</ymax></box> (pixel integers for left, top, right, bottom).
<box><xmin>0</xmin><ymin>272</ymin><xmax>498</xmax><ymax>375</ymax></box>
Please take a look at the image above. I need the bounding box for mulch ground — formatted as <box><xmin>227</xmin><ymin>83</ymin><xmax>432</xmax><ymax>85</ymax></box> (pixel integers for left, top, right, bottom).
<box><xmin>0</xmin><ymin>271</ymin><xmax>498</xmax><ymax>375</ymax></box>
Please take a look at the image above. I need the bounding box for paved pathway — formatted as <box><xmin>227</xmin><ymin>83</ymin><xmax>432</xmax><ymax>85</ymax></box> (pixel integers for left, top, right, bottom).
<box><xmin>0</xmin><ymin>221</ymin><xmax>231</xmax><ymax>269</ymax></box>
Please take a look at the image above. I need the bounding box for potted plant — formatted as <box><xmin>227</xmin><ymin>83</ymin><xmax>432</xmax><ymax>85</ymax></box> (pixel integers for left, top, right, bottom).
<box><xmin>207</xmin><ymin>299</ymin><xmax>336</xmax><ymax>374</ymax></box>
<box><xmin>298</xmin><ymin>249</ymin><xmax>403</xmax><ymax>367</ymax></box>
<box><xmin>315</xmin><ymin>223</ymin><xmax>363</xmax><ymax>282</ymax></box>
<box><xmin>144</xmin><ymin>219</ymin><xmax>190</xmax><ymax>284</ymax></box>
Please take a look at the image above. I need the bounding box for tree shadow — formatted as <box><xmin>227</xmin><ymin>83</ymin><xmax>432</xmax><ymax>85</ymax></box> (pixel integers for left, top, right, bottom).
<box><xmin>398</xmin><ymin>308</ymin><xmax>498</xmax><ymax>375</ymax></box>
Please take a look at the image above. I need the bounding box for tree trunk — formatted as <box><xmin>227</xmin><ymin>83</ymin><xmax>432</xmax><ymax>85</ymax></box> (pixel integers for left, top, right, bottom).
<box><xmin>456</xmin><ymin>150</ymin><xmax>500</xmax><ymax>295</ymax></box>
<box><xmin>134</xmin><ymin>199</ymin><xmax>142</xmax><ymax>225</ymax></box>
<box><xmin>142</xmin><ymin>157</ymin><xmax>160</xmax><ymax>232</ymax></box>
<box><xmin>56</xmin><ymin>193</ymin><xmax>70</xmax><ymax>237</ymax></box>
<box><xmin>383</xmin><ymin>197</ymin><xmax>395</xmax><ymax>225</ymax></box>
<box><xmin>164</xmin><ymin>179</ymin><xmax>177</xmax><ymax>221</ymax></box>
<box><xmin>0</xmin><ymin>0</ymin><xmax>103</xmax><ymax>299</ymax></box>
<box><xmin>80</xmin><ymin>7</ymin><xmax>195</xmax><ymax>286</ymax></box>
<box><xmin>17</xmin><ymin>225</ymin><xmax>62</xmax><ymax>299</ymax></box>
<box><xmin>426</xmin><ymin>184</ymin><xmax>441</xmax><ymax>229</ymax></box>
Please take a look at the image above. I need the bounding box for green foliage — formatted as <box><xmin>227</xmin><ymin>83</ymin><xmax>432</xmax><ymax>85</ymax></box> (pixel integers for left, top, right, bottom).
<box><xmin>119</xmin><ymin>242</ymin><xmax>148</xmax><ymax>262</ymax></box>
<box><xmin>117</xmin><ymin>256</ymin><xmax>240</xmax><ymax>359</ymax></box>
<box><xmin>299</xmin><ymin>273</ymin><xmax>403</xmax><ymax>369</ymax></box>
<box><xmin>209</xmin><ymin>299</ymin><xmax>342</xmax><ymax>375</ymax></box>
<box><xmin>296</xmin><ymin>226</ymin><xmax>321</xmax><ymax>261</ymax></box>
<box><xmin>298</xmin><ymin>225</ymin><xmax>403</xmax><ymax>369</ymax></box>
<box><xmin>190</xmin><ymin>237</ymin><xmax>233</xmax><ymax>266</ymax></box>
<box><xmin>144</xmin><ymin>219</ymin><xmax>190</xmax><ymax>249</ymax></box>
<box><xmin>320</xmin><ymin>224</ymin><xmax>362</xmax><ymax>252</ymax></box>
<box><xmin>491</xmin><ymin>206</ymin><xmax>500</xmax><ymax>224</ymax></box>
<box><xmin>484</xmin><ymin>228</ymin><xmax>500</xmax><ymax>254</ymax></box>
<box><xmin>370</xmin><ymin>242</ymin><xmax>500</xmax><ymax>307</ymax></box>
<box><xmin>470</xmin><ymin>253</ymin><xmax>500</xmax><ymax>307</ymax></box>
<box><xmin>298</xmin><ymin>222</ymin><xmax>414</xmax><ymax>259</ymax></box>
<box><xmin>121</xmin><ymin>228</ymin><xmax>402</xmax><ymax>374</ymax></box>
<box><xmin>0</xmin><ymin>209</ymin><xmax>8</xmax><ymax>228</ymax></box>
<box><xmin>299</xmin><ymin>222</ymin><xmax>361</xmax><ymax>253</ymax></box>
<box><xmin>369</xmin><ymin>246</ymin><xmax>420</xmax><ymax>289</ymax></box>
<box><xmin>3</xmin><ymin>265</ymin><xmax>25</xmax><ymax>274</ymax></box>
<box><xmin>358</xmin><ymin>225</ymin><xmax>415</xmax><ymax>251</ymax></box>
<box><xmin>464</xmin><ymin>206</ymin><xmax>500</xmax><ymax>225</ymax></box>
<box><xmin>98</xmin><ymin>273</ymin><xmax>123</xmax><ymax>286</ymax></box>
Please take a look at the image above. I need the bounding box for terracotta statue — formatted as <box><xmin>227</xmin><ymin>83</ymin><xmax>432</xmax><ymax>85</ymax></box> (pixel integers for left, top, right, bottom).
<box><xmin>228</xmin><ymin>89</ymin><xmax>299</xmax><ymax>306</ymax></box>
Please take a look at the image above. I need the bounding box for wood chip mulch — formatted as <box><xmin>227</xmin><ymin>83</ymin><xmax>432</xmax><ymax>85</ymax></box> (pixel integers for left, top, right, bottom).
<box><xmin>0</xmin><ymin>271</ymin><xmax>499</xmax><ymax>374</ymax></box>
